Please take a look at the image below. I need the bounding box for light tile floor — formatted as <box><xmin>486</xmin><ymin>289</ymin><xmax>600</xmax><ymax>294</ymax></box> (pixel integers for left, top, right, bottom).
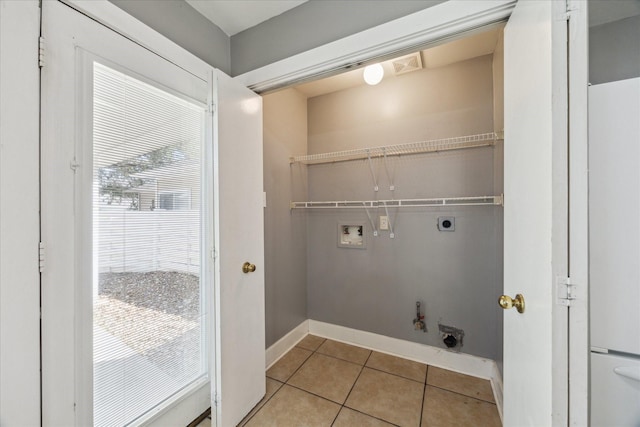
<box><xmin>199</xmin><ymin>335</ymin><xmax>502</xmax><ymax>427</ymax></box>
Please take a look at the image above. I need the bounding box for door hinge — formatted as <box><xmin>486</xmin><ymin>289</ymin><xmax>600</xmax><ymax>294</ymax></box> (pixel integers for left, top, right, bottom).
<box><xmin>38</xmin><ymin>36</ymin><xmax>45</xmax><ymax>68</ymax></box>
<box><xmin>211</xmin><ymin>247</ymin><xmax>217</xmax><ymax>260</ymax></box>
<box><xmin>208</xmin><ymin>102</ymin><xmax>216</xmax><ymax>115</ymax></box>
<box><xmin>213</xmin><ymin>392</ymin><xmax>220</xmax><ymax>407</ymax></box>
<box><xmin>558</xmin><ymin>1</ymin><xmax>579</xmax><ymax>21</ymax></box>
<box><xmin>70</xmin><ymin>159</ymin><xmax>80</xmax><ymax>172</ymax></box>
<box><xmin>556</xmin><ymin>276</ymin><xmax>576</xmax><ymax>306</ymax></box>
<box><xmin>39</xmin><ymin>242</ymin><xmax>45</xmax><ymax>273</ymax></box>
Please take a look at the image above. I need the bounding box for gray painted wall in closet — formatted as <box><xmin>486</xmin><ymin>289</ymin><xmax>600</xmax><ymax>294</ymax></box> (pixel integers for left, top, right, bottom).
<box><xmin>589</xmin><ymin>15</ymin><xmax>640</xmax><ymax>85</ymax></box>
<box><xmin>305</xmin><ymin>55</ymin><xmax>503</xmax><ymax>361</ymax></box>
<box><xmin>263</xmin><ymin>89</ymin><xmax>309</xmax><ymax>347</ymax></box>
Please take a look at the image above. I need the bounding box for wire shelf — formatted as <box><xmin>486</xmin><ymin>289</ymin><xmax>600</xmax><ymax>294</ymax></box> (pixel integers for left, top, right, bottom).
<box><xmin>290</xmin><ymin>195</ymin><xmax>504</xmax><ymax>209</ymax></box>
<box><xmin>289</xmin><ymin>132</ymin><xmax>501</xmax><ymax>165</ymax></box>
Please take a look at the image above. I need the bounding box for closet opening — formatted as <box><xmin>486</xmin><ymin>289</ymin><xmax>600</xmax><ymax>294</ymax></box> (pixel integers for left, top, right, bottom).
<box><xmin>261</xmin><ymin>21</ymin><xmax>506</xmax><ymax>400</ymax></box>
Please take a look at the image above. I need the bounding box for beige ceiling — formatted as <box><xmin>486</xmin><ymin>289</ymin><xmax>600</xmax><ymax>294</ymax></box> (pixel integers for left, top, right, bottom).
<box><xmin>295</xmin><ymin>25</ymin><xmax>504</xmax><ymax>99</ymax></box>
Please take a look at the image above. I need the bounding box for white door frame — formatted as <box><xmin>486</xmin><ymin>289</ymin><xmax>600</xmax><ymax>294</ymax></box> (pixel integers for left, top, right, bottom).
<box><xmin>235</xmin><ymin>0</ymin><xmax>517</xmax><ymax>93</ymax></box>
<box><xmin>566</xmin><ymin>1</ymin><xmax>590</xmax><ymax>425</ymax></box>
<box><xmin>0</xmin><ymin>1</ymin><xmax>41</xmax><ymax>425</ymax></box>
<box><xmin>40</xmin><ymin>2</ymin><xmax>214</xmax><ymax>424</ymax></box>
<box><xmin>62</xmin><ymin>0</ymin><xmax>211</xmax><ymax>82</ymax></box>
<box><xmin>235</xmin><ymin>0</ymin><xmax>588</xmax><ymax>424</ymax></box>
<box><xmin>42</xmin><ymin>3</ymin><xmax>267</xmax><ymax>426</ymax></box>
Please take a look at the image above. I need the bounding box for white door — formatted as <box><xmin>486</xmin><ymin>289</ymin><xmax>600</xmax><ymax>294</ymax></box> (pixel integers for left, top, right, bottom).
<box><xmin>212</xmin><ymin>73</ymin><xmax>265</xmax><ymax>427</ymax></box>
<box><xmin>503</xmin><ymin>0</ymin><xmax>580</xmax><ymax>424</ymax></box>
<box><xmin>41</xmin><ymin>2</ymin><xmax>265</xmax><ymax>426</ymax></box>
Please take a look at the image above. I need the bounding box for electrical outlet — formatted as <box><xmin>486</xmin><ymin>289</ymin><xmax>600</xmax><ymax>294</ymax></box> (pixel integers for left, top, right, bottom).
<box><xmin>379</xmin><ymin>216</ymin><xmax>389</xmax><ymax>230</ymax></box>
<box><xmin>437</xmin><ymin>216</ymin><xmax>455</xmax><ymax>231</ymax></box>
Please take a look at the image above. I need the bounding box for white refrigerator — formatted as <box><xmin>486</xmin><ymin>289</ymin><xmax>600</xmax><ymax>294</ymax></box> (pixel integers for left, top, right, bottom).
<box><xmin>589</xmin><ymin>77</ymin><xmax>640</xmax><ymax>426</ymax></box>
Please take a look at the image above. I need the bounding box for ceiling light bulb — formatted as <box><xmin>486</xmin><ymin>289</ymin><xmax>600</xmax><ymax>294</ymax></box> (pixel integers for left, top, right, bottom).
<box><xmin>363</xmin><ymin>63</ymin><xmax>384</xmax><ymax>85</ymax></box>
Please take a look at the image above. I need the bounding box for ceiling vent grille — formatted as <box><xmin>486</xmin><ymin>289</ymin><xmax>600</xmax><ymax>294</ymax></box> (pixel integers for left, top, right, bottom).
<box><xmin>391</xmin><ymin>52</ymin><xmax>423</xmax><ymax>75</ymax></box>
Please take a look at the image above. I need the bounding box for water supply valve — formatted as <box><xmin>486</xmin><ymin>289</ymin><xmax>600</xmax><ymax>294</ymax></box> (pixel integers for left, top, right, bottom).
<box><xmin>413</xmin><ymin>301</ymin><xmax>426</xmax><ymax>332</ymax></box>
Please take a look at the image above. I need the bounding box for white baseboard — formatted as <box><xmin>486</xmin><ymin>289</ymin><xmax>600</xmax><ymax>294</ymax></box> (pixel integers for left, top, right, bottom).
<box><xmin>265</xmin><ymin>319</ymin><xmax>504</xmax><ymax>419</ymax></box>
<box><xmin>490</xmin><ymin>362</ymin><xmax>504</xmax><ymax>422</ymax></box>
<box><xmin>265</xmin><ymin>320</ymin><xmax>309</xmax><ymax>369</ymax></box>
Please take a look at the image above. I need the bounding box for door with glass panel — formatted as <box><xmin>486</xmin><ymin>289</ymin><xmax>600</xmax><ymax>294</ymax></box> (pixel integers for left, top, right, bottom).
<box><xmin>41</xmin><ymin>2</ymin><xmax>212</xmax><ymax>425</ymax></box>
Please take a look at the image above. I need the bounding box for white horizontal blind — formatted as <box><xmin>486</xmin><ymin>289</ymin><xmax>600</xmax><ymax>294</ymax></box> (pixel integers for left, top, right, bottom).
<box><xmin>92</xmin><ymin>62</ymin><xmax>206</xmax><ymax>426</ymax></box>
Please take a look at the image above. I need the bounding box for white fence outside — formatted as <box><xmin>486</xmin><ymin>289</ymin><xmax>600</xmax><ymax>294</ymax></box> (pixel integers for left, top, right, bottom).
<box><xmin>98</xmin><ymin>207</ymin><xmax>200</xmax><ymax>275</ymax></box>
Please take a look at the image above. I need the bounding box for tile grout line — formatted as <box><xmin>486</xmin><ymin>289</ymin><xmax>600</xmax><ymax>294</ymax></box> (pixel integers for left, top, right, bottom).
<box><xmin>313</xmin><ymin>344</ymin><xmax>428</xmax><ymax>385</ymax></box>
<box><xmin>237</xmin><ymin>380</ymin><xmax>284</xmax><ymax>426</ymax></box>
<box><xmin>330</xmin><ymin>349</ymin><xmax>373</xmax><ymax>427</ymax></box>
<box><xmin>342</xmin><ymin>407</ymin><xmax>403</xmax><ymax>427</ymax></box>
<box><xmin>419</xmin><ymin>365</ymin><xmax>429</xmax><ymax>426</ymax></box>
<box><xmin>426</xmin><ymin>383</ymin><xmax>499</xmax><ymax>405</ymax></box>
<box><xmin>338</xmin><ymin>356</ymin><xmax>405</xmax><ymax>427</ymax></box>
<box><xmin>244</xmin><ymin>328</ymin><xmax>315</xmax><ymax>423</ymax></box>
<box><xmin>364</xmin><ymin>364</ymin><xmax>427</xmax><ymax>385</ymax></box>
<box><xmin>271</xmin><ymin>340</ymin><xmax>395</xmax><ymax>426</ymax></box>
<box><xmin>294</xmin><ymin>339</ymin><xmax>354</xmax><ymax>426</ymax></box>
<box><xmin>306</xmin><ymin>339</ymin><xmax>430</xmax><ymax>426</ymax></box>
<box><xmin>266</xmin><ymin>346</ymin><xmax>315</xmax><ymax>383</ymax></box>
<box><xmin>314</xmin><ymin>338</ymin><xmax>346</xmax><ymax>426</ymax></box>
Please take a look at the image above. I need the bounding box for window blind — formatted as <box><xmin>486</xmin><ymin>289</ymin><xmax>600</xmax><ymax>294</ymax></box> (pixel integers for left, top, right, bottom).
<box><xmin>92</xmin><ymin>62</ymin><xmax>206</xmax><ymax>426</ymax></box>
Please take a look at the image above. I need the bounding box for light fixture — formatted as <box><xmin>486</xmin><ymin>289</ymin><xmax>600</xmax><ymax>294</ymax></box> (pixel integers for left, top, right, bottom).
<box><xmin>363</xmin><ymin>63</ymin><xmax>384</xmax><ymax>85</ymax></box>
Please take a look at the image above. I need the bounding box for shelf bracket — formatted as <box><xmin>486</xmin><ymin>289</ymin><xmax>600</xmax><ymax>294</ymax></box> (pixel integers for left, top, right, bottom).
<box><xmin>362</xmin><ymin>202</ymin><xmax>379</xmax><ymax>236</ymax></box>
<box><xmin>381</xmin><ymin>201</ymin><xmax>395</xmax><ymax>238</ymax></box>
<box><xmin>382</xmin><ymin>148</ymin><xmax>395</xmax><ymax>191</ymax></box>
<box><xmin>366</xmin><ymin>150</ymin><xmax>379</xmax><ymax>192</ymax></box>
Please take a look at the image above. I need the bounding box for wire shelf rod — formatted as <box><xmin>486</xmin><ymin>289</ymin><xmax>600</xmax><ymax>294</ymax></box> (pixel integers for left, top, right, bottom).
<box><xmin>289</xmin><ymin>132</ymin><xmax>502</xmax><ymax>165</ymax></box>
<box><xmin>290</xmin><ymin>195</ymin><xmax>504</xmax><ymax>209</ymax></box>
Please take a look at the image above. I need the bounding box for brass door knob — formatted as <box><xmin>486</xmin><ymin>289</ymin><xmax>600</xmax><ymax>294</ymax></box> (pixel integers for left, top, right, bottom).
<box><xmin>242</xmin><ymin>262</ymin><xmax>256</xmax><ymax>274</ymax></box>
<box><xmin>499</xmin><ymin>294</ymin><xmax>525</xmax><ymax>313</ymax></box>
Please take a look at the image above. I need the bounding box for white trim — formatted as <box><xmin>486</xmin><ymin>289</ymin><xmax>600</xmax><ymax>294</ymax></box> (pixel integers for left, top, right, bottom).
<box><xmin>235</xmin><ymin>0</ymin><xmax>516</xmax><ymax>92</ymax></box>
<box><xmin>141</xmin><ymin>379</ymin><xmax>210</xmax><ymax>427</ymax></box>
<box><xmin>306</xmin><ymin>320</ymin><xmax>503</xmax><ymax>415</ymax></box>
<box><xmin>61</xmin><ymin>0</ymin><xmax>211</xmax><ymax>80</ymax></box>
<box><xmin>490</xmin><ymin>362</ymin><xmax>504</xmax><ymax>423</ymax></box>
<box><xmin>308</xmin><ymin>320</ymin><xmax>497</xmax><ymax>379</ymax></box>
<box><xmin>264</xmin><ymin>320</ymin><xmax>505</xmax><ymax>419</ymax></box>
<box><xmin>567</xmin><ymin>1</ymin><xmax>590</xmax><ymax>424</ymax></box>
<box><xmin>0</xmin><ymin>1</ymin><xmax>41</xmax><ymax>424</ymax></box>
<box><xmin>265</xmin><ymin>320</ymin><xmax>309</xmax><ymax>369</ymax></box>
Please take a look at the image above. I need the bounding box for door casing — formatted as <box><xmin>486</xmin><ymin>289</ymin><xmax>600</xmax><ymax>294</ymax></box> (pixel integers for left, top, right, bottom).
<box><xmin>41</xmin><ymin>2</ymin><xmax>267</xmax><ymax>425</ymax></box>
<box><xmin>234</xmin><ymin>0</ymin><xmax>589</xmax><ymax>424</ymax></box>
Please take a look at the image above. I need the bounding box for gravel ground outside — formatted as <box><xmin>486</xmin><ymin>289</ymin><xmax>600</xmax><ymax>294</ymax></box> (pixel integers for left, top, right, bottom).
<box><xmin>94</xmin><ymin>271</ymin><xmax>202</xmax><ymax>381</ymax></box>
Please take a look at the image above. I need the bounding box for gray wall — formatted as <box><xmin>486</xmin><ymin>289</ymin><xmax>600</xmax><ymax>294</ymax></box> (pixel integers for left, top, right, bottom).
<box><xmin>109</xmin><ymin>0</ymin><xmax>448</xmax><ymax>77</ymax></box>
<box><xmin>305</xmin><ymin>55</ymin><xmax>503</xmax><ymax>361</ymax></box>
<box><xmin>230</xmin><ymin>0</ymin><xmax>446</xmax><ymax>76</ymax></box>
<box><xmin>108</xmin><ymin>0</ymin><xmax>231</xmax><ymax>74</ymax></box>
<box><xmin>263</xmin><ymin>89</ymin><xmax>309</xmax><ymax>347</ymax></box>
<box><xmin>589</xmin><ymin>14</ymin><xmax>640</xmax><ymax>85</ymax></box>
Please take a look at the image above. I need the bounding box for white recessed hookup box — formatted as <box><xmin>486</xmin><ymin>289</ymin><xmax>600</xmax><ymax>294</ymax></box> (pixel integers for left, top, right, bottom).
<box><xmin>338</xmin><ymin>223</ymin><xmax>366</xmax><ymax>249</ymax></box>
